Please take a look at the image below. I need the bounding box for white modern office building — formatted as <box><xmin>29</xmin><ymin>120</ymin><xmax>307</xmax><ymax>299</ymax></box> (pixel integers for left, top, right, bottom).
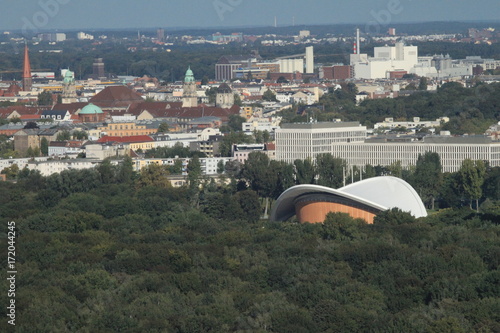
<box><xmin>332</xmin><ymin>135</ymin><xmax>500</xmax><ymax>173</ymax></box>
<box><xmin>275</xmin><ymin>122</ymin><xmax>367</xmax><ymax>164</ymax></box>
<box><xmin>350</xmin><ymin>42</ymin><xmax>419</xmax><ymax>79</ymax></box>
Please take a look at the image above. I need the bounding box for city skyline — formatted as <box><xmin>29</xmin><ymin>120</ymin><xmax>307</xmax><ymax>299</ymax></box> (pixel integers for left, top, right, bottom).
<box><xmin>1</xmin><ymin>0</ymin><xmax>500</xmax><ymax>32</ymax></box>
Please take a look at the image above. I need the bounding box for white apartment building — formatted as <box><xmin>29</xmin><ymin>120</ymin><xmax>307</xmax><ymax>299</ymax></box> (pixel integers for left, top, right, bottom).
<box><xmin>332</xmin><ymin>136</ymin><xmax>500</xmax><ymax>173</ymax></box>
<box><xmin>374</xmin><ymin>117</ymin><xmax>449</xmax><ymax>131</ymax></box>
<box><xmin>275</xmin><ymin>122</ymin><xmax>367</xmax><ymax>164</ymax></box>
<box><xmin>26</xmin><ymin>159</ymin><xmax>104</xmax><ymax>176</ymax></box>
<box><xmin>242</xmin><ymin>117</ymin><xmax>281</xmax><ymax>134</ymax></box>
<box><xmin>77</xmin><ymin>32</ymin><xmax>94</xmax><ymax>40</ymax></box>
<box><xmin>134</xmin><ymin>157</ymin><xmax>233</xmax><ymax>175</ymax></box>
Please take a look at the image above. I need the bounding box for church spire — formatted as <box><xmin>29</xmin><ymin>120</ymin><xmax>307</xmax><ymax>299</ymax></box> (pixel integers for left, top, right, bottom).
<box><xmin>22</xmin><ymin>43</ymin><xmax>32</xmax><ymax>91</ymax></box>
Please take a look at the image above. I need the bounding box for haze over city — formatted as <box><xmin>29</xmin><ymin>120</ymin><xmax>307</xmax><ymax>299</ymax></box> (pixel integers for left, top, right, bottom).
<box><xmin>1</xmin><ymin>0</ymin><xmax>500</xmax><ymax>31</ymax></box>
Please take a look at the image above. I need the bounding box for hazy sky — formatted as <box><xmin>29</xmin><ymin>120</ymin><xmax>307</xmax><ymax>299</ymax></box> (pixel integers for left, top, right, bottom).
<box><xmin>1</xmin><ymin>0</ymin><xmax>499</xmax><ymax>32</ymax></box>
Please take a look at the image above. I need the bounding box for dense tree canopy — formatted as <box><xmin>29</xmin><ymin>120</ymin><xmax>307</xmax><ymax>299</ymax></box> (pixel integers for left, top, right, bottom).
<box><xmin>1</xmin><ymin>153</ymin><xmax>499</xmax><ymax>332</ymax></box>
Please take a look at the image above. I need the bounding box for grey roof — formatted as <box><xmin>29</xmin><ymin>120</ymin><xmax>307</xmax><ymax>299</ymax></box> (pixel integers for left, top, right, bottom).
<box><xmin>280</xmin><ymin>121</ymin><xmax>362</xmax><ymax>129</ymax></box>
<box><xmin>423</xmin><ymin>136</ymin><xmax>492</xmax><ymax>144</ymax></box>
<box><xmin>188</xmin><ymin>116</ymin><xmax>221</xmax><ymax>124</ymax></box>
<box><xmin>217</xmin><ymin>83</ymin><xmax>232</xmax><ymax>93</ymax></box>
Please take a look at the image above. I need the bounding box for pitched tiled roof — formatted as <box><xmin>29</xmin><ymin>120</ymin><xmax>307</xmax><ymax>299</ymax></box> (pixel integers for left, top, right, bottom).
<box><xmin>90</xmin><ymin>86</ymin><xmax>144</xmax><ymax>107</ymax></box>
<box><xmin>127</xmin><ymin>101</ymin><xmax>183</xmax><ymax>116</ymax></box>
<box><xmin>52</xmin><ymin>102</ymin><xmax>88</xmax><ymax>114</ymax></box>
<box><xmin>0</xmin><ymin>106</ymin><xmax>50</xmax><ymax>117</ymax></box>
<box><xmin>20</xmin><ymin>114</ymin><xmax>41</xmax><ymax>120</ymax></box>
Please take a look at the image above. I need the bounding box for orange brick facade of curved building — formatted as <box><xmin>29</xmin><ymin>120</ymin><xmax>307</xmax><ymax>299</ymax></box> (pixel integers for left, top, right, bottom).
<box><xmin>294</xmin><ymin>198</ymin><xmax>378</xmax><ymax>224</ymax></box>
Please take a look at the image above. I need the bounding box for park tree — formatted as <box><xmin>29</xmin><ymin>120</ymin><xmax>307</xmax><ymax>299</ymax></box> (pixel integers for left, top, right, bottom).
<box><xmin>234</xmin><ymin>93</ymin><xmax>242</xmax><ymax>106</ymax></box>
<box><xmin>315</xmin><ymin>153</ymin><xmax>346</xmax><ymax>188</ymax></box>
<box><xmin>277</xmin><ymin>76</ymin><xmax>288</xmax><ymax>84</ymax></box>
<box><xmin>418</xmin><ymin>77</ymin><xmax>428</xmax><ymax>91</ymax></box>
<box><xmin>72</xmin><ymin>130</ymin><xmax>88</xmax><ymax>140</ymax></box>
<box><xmin>205</xmin><ymin>87</ymin><xmax>217</xmax><ymax>104</ymax></box>
<box><xmin>136</xmin><ymin>163</ymin><xmax>171</xmax><ymax>189</ymax></box>
<box><xmin>116</xmin><ymin>156</ymin><xmax>135</xmax><ymax>184</ymax></box>
<box><xmin>97</xmin><ymin>158</ymin><xmax>117</xmax><ymax>184</ymax></box>
<box><xmin>240</xmin><ymin>151</ymin><xmax>276</xmax><ymax>216</ymax></box>
<box><xmin>23</xmin><ymin>121</ymin><xmax>39</xmax><ymax>129</ymax></box>
<box><xmin>228</xmin><ymin>114</ymin><xmax>246</xmax><ymax>132</ymax></box>
<box><xmin>187</xmin><ymin>155</ymin><xmax>202</xmax><ymax>192</ymax></box>
<box><xmin>263</xmin><ymin>89</ymin><xmax>277</xmax><ymax>102</ymax></box>
<box><xmin>26</xmin><ymin>146</ymin><xmax>41</xmax><ymax>158</ymax></box>
<box><xmin>37</xmin><ymin>90</ymin><xmax>53</xmax><ymax>106</ymax></box>
<box><xmin>459</xmin><ymin>159</ymin><xmax>486</xmax><ymax>211</ymax></box>
<box><xmin>157</xmin><ymin>122</ymin><xmax>169</xmax><ymax>133</ymax></box>
<box><xmin>219</xmin><ymin>132</ymin><xmax>254</xmax><ymax>157</ymax></box>
<box><xmin>1</xmin><ymin>163</ymin><xmax>19</xmax><ymax>180</ymax></box>
<box><xmin>294</xmin><ymin>158</ymin><xmax>316</xmax><ymax>184</ymax></box>
<box><xmin>271</xmin><ymin>160</ymin><xmax>295</xmax><ymax>199</ymax></box>
<box><xmin>483</xmin><ymin>166</ymin><xmax>500</xmax><ymax>200</ymax></box>
<box><xmin>363</xmin><ymin>164</ymin><xmax>377</xmax><ymax>179</ymax></box>
<box><xmin>387</xmin><ymin>160</ymin><xmax>403</xmax><ymax>178</ymax></box>
<box><xmin>56</xmin><ymin>130</ymin><xmax>71</xmax><ymax>141</ymax></box>
<box><xmin>40</xmin><ymin>137</ymin><xmax>49</xmax><ymax>156</ymax></box>
<box><xmin>411</xmin><ymin>152</ymin><xmax>443</xmax><ymax>210</ymax></box>
<box><xmin>322</xmin><ymin>212</ymin><xmax>365</xmax><ymax>241</ymax></box>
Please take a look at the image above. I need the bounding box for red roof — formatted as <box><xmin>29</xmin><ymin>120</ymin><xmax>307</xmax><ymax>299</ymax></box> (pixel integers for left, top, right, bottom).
<box><xmin>52</xmin><ymin>102</ymin><xmax>88</xmax><ymax>114</ymax></box>
<box><xmin>90</xmin><ymin>86</ymin><xmax>144</xmax><ymax>108</ymax></box>
<box><xmin>97</xmin><ymin>135</ymin><xmax>154</xmax><ymax>143</ymax></box>
<box><xmin>20</xmin><ymin>114</ymin><xmax>41</xmax><ymax>119</ymax></box>
<box><xmin>0</xmin><ymin>106</ymin><xmax>50</xmax><ymax>118</ymax></box>
<box><xmin>265</xmin><ymin>143</ymin><xmax>276</xmax><ymax>150</ymax></box>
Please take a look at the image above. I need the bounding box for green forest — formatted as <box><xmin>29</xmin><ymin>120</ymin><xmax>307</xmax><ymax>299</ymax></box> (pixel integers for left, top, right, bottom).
<box><xmin>0</xmin><ymin>152</ymin><xmax>499</xmax><ymax>332</ymax></box>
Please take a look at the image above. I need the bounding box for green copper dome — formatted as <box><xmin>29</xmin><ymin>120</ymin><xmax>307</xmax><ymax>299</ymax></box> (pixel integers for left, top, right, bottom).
<box><xmin>80</xmin><ymin>103</ymin><xmax>103</xmax><ymax>114</ymax></box>
<box><xmin>184</xmin><ymin>66</ymin><xmax>195</xmax><ymax>83</ymax></box>
<box><xmin>63</xmin><ymin>70</ymin><xmax>75</xmax><ymax>84</ymax></box>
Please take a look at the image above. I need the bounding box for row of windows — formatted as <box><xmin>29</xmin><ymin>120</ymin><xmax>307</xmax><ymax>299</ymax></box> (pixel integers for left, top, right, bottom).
<box><xmin>331</xmin><ymin>144</ymin><xmax>500</xmax><ymax>172</ymax></box>
<box><xmin>106</xmin><ymin>124</ymin><xmax>144</xmax><ymax>130</ymax></box>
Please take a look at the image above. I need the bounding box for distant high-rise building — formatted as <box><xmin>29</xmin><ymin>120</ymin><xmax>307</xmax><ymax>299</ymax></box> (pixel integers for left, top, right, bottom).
<box><xmin>157</xmin><ymin>28</ymin><xmax>165</xmax><ymax>42</ymax></box>
<box><xmin>388</xmin><ymin>28</ymin><xmax>396</xmax><ymax>36</ymax></box>
<box><xmin>22</xmin><ymin>44</ymin><xmax>32</xmax><ymax>91</ymax></box>
<box><xmin>37</xmin><ymin>33</ymin><xmax>66</xmax><ymax>42</ymax></box>
<box><xmin>305</xmin><ymin>46</ymin><xmax>314</xmax><ymax>74</ymax></box>
<box><xmin>92</xmin><ymin>58</ymin><xmax>105</xmax><ymax>79</ymax></box>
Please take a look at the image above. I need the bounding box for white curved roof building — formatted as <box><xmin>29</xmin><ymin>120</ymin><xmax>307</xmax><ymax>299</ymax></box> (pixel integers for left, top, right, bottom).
<box><xmin>270</xmin><ymin>176</ymin><xmax>427</xmax><ymax>224</ymax></box>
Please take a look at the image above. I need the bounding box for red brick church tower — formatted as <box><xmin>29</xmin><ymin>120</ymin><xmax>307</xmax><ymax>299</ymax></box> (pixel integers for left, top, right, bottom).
<box><xmin>22</xmin><ymin>44</ymin><xmax>32</xmax><ymax>91</ymax></box>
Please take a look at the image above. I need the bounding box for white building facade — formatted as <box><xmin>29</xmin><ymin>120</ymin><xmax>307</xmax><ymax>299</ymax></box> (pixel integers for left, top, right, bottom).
<box><xmin>332</xmin><ymin>136</ymin><xmax>500</xmax><ymax>173</ymax></box>
<box><xmin>275</xmin><ymin>122</ymin><xmax>367</xmax><ymax>164</ymax></box>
